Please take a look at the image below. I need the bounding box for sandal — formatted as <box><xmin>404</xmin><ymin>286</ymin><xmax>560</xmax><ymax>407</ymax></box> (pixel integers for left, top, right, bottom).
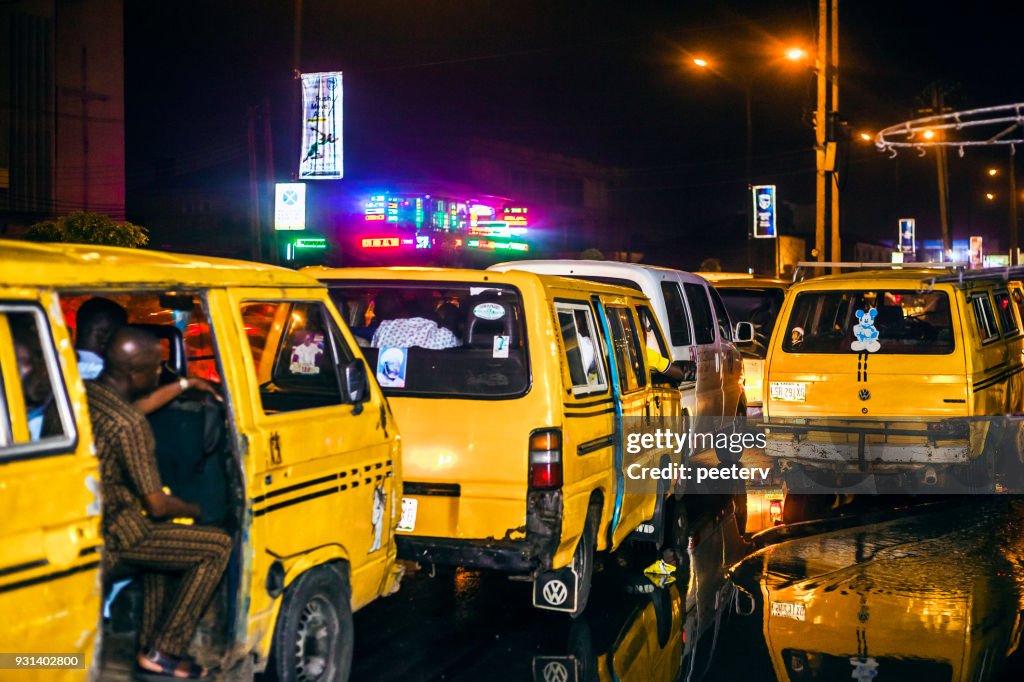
<box><xmin>135</xmin><ymin>650</ymin><xmax>213</xmax><ymax>681</ymax></box>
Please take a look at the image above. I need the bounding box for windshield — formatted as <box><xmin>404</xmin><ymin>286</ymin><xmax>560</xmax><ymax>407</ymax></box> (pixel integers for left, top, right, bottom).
<box><xmin>718</xmin><ymin>287</ymin><xmax>786</xmax><ymax>358</ymax></box>
<box><xmin>326</xmin><ymin>281</ymin><xmax>529</xmax><ymax>398</ymax></box>
<box><xmin>782</xmin><ymin>289</ymin><xmax>955</xmax><ymax>355</ymax></box>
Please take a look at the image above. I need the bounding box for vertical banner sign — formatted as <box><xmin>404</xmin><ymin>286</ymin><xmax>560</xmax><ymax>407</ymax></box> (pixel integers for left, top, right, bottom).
<box><xmin>275</xmin><ymin>183</ymin><xmax>306</xmax><ymax>230</ymax></box>
<box><xmin>969</xmin><ymin>236</ymin><xmax>984</xmax><ymax>268</ymax></box>
<box><xmin>752</xmin><ymin>185</ymin><xmax>777</xmax><ymax>238</ymax></box>
<box><xmin>300</xmin><ymin>72</ymin><xmax>343</xmax><ymax>179</ymax></box>
<box><xmin>898</xmin><ymin>218</ymin><xmax>916</xmax><ymax>254</ymax></box>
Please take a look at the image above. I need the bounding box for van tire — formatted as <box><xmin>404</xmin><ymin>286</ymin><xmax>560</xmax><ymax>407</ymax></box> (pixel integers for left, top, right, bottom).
<box><xmin>569</xmin><ymin>509</ymin><xmax>597</xmax><ymax>619</ymax></box>
<box><xmin>264</xmin><ymin>565</ymin><xmax>353</xmax><ymax>682</ymax></box>
<box><xmin>661</xmin><ymin>494</ymin><xmax>690</xmax><ymax>571</ymax></box>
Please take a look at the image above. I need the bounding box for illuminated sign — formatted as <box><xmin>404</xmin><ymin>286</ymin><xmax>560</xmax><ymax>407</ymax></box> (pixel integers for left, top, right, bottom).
<box><xmin>752</xmin><ymin>185</ymin><xmax>777</xmax><ymax>238</ymax></box>
<box><xmin>299</xmin><ymin>71</ymin><xmax>343</xmax><ymax>179</ymax></box>
<box><xmin>466</xmin><ymin>239</ymin><xmax>529</xmax><ymax>252</ymax></box>
<box><xmin>365</xmin><ymin>215</ymin><xmax>385</xmax><ymax>221</ymax></box>
<box><xmin>899</xmin><ymin>218</ymin><xmax>916</xmax><ymax>254</ymax></box>
<box><xmin>295</xmin><ymin>237</ymin><xmax>327</xmax><ymax>249</ymax></box>
<box><xmin>361</xmin><ymin>237</ymin><xmax>400</xmax><ymax>248</ymax></box>
<box><xmin>970</xmin><ymin>236</ymin><xmax>983</xmax><ymax>268</ymax></box>
<box><xmin>274</xmin><ymin>183</ymin><xmax>306</xmax><ymax>230</ymax></box>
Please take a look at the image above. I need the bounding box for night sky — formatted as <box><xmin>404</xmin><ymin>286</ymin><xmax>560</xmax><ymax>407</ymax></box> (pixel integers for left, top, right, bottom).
<box><xmin>124</xmin><ymin>1</ymin><xmax>1024</xmax><ymax>258</ymax></box>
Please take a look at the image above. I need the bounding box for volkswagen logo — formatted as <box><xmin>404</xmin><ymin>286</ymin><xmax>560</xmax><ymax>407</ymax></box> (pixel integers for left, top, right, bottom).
<box><xmin>858</xmin><ymin>389</ymin><xmax>871</xmax><ymax>401</ymax></box>
<box><xmin>542</xmin><ymin>661</ymin><xmax>570</xmax><ymax>682</ymax></box>
<box><xmin>542</xmin><ymin>579</ymin><xmax>569</xmax><ymax>606</ymax></box>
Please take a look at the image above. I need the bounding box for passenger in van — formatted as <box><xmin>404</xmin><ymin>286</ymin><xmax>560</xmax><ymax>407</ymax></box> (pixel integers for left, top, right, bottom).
<box><xmin>640</xmin><ymin>316</ymin><xmax>686</xmax><ymax>383</ymax></box>
<box><xmin>74</xmin><ymin>296</ymin><xmax>220</xmax><ymax>413</ymax></box>
<box><xmin>371</xmin><ymin>293</ymin><xmax>461</xmax><ymax>349</ymax></box>
<box><xmin>86</xmin><ymin>327</ymin><xmax>231</xmax><ymax>681</ymax></box>
<box><xmin>12</xmin><ymin>320</ymin><xmax>58</xmax><ymax>440</ymax></box>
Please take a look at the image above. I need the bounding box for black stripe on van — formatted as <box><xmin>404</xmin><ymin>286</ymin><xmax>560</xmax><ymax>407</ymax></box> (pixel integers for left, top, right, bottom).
<box><xmin>404</xmin><ymin>482</ymin><xmax>461</xmax><ymax>497</ymax></box>
<box><xmin>565</xmin><ymin>407</ymin><xmax>616</xmax><ymax>418</ymax></box>
<box><xmin>974</xmin><ymin>365</ymin><xmax>1024</xmax><ymax>391</ymax></box>
<box><xmin>577</xmin><ymin>434</ymin><xmax>615</xmax><ymax>456</ymax></box>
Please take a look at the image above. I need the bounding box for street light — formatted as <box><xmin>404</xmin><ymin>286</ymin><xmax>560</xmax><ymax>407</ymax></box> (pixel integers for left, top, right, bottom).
<box><xmin>689</xmin><ymin>47</ymin><xmax>810</xmax><ymax>255</ymax></box>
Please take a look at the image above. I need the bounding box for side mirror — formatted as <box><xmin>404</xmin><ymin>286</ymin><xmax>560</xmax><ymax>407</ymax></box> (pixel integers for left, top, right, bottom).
<box><xmin>673</xmin><ymin>360</ymin><xmax>697</xmax><ymax>383</ymax></box>
<box><xmin>342</xmin><ymin>359</ymin><xmax>368</xmax><ymax>414</ymax></box>
<box><xmin>734</xmin><ymin>321</ymin><xmax>755</xmax><ymax>344</ymax></box>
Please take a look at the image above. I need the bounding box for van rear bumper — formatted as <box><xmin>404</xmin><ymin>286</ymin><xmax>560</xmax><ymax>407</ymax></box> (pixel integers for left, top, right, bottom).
<box><xmin>396</xmin><ymin>536</ymin><xmax>536</xmax><ymax>572</ymax></box>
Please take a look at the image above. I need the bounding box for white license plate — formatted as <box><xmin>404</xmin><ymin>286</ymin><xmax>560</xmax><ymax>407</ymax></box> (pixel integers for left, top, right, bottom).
<box><xmin>770</xmin><ymin>601</ymin><xmax>806</xmax><ymax>621</ymax></box>
<box><xmin>770</xmin><ymin>381</ymin><xmax>806</xmax><ymax>402</ymax></box>
<box><xmin>397</xmin><ymin>497</ymin><xmax>417</xmax><ymax>533</ymax></box>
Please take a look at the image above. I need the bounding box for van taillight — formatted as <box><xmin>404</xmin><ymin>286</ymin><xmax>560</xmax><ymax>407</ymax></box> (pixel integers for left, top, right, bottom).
<box><xmin>529</xmin><ymin>429</ymin><xmax>562</xmax><ymax>489</ymax></box>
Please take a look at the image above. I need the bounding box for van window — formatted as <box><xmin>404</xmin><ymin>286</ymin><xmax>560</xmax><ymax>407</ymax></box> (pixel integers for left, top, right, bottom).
<box><xmin>660</xmin><ymin>282</ymin><xmax>692</xmax><ymax>346</ymax></box>
<box><xmin>993</xmin><ymin>291</ymin><xmax>1019</xmax><ymax>336</ymax></box>
<box><xmin>0</xmin><ymin>306</ymin><xmax>75</xmax><ymax>455</ymax></box>
<box><xmin>636</xmin><ymin>305</ymin><xmax>669</xmax><ymax>358</ymax></box>
<box><xmin>971</xmin><ymin>294</ymin><xmax>999</xmax><ymax>343</ymax></box>
<box><xmin>556</xmin><ymin>302</ymin><xmax>607</xmax><ymax>395</ymax></box>
<box><xmin>1012</xmin><ymin>287</ymin><xmax>1024</xmax><ymax>328</ymax></box>
<box><xmin>607</xmin><ymin>306</ymin><xmax>646</xmax><ymax>393</ymax></box>
<box><xmin>240</xmin><ymin>301</ymin><xmax>352</xmax><ymax>413</ymax></box>
<box><xmin>683</xmin><ymin>283</ymin><xmax>715</xmax><ymax>345</ymax></box>
<box><xmin>326</xmin><ymin>282</ymin><xmax>529</xmax><ymax>399</ymax></box>
<box><xmin>708</xmin><ymin>286</ymin><xmax>733</xmax><ymax>342</ymax></box>
<box><xmin>782</xmin><ymin>290</ymin><xmax>955</xmax><ymax>354</ymax></box>
<box><xmin>718</xmin><ymin>286</ymin><xmax>786</xmax><ymax>358</ymax></box>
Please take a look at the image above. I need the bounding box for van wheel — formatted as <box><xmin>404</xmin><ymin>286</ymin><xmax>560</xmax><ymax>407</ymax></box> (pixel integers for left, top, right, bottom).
<box><xmin>661</xmin><ymin>495</ymin><xmax>690</xmax><ymax>571</ymax></box>
<box><xmin>265</xmin><ymin>565</ymin><xmax>353</xmax><ymax>682</ymax></box>
<box><xmin>569</xmin><ymin>509</ymin><xmax>598</xmax><ymax>619</ymax></box>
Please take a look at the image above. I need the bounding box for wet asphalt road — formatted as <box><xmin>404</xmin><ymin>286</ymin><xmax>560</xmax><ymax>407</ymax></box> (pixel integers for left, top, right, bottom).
<box><xmin>353</xmin><ymin>494</ymin><xmax>1024</xmax><ymax>682</ymax></box>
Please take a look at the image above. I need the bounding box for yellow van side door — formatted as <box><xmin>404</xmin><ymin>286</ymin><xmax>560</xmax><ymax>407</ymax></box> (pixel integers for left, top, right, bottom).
<box><xmin>0</xmin><ymin>291</ymin><xmax>101</xmax><ymax>680</ymax></box>
<box><xmin>217</xmin><ymin>289</ymin><xmax>398</xmax><ymax>636</ymax></box>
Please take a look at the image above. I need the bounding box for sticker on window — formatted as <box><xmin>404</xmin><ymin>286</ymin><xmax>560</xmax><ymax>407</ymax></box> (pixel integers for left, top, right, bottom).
<box><xmin>289</xmin><ymin>332</ymin><xmax>324</xmax><ymax>374</ymax></box>
<box><xmin>493</xmin><ymin>335</ymin><xmax>510</xmax><ymax>358</ymax></box>
<box><xmin>473</xmin><ymin>302</ymin><xmax>505</xmax><ymax>320</ymax></box>
<box><xmin>851</xmin><ymin>308</ymin><xmax>880</xmax><ymax>353</ymax></box>
<box><xmin>376</xmin><ymin>346</ymin><xmax>408</xmax><ymax>388</ymax></box>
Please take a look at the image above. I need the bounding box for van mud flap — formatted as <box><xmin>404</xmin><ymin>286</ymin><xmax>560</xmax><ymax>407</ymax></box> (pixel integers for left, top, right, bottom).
<box><xmin>533</xmin><ymin>564</ymin><xmax>579</xmax><ymax>613</ymax></box>
<box><xmin>532</xmin><ymin>657</ymin><xmax>579</xmax><ymax>682</ymax></box>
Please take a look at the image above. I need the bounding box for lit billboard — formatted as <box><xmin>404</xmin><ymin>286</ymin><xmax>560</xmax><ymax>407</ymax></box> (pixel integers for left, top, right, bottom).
<box><xmin>752</xmin><ymin>185</ymin><xmax>777</xmax><ymax>238</ymax></box>
<box><xmin>274</xmin><ymin>183</ymin><xmax>306</xmax><ymax>230</ymax></box>
<box><xmin>300</xmin><ymin>71</ymin><xmax>343</xmax><ymax>179</ymax></box>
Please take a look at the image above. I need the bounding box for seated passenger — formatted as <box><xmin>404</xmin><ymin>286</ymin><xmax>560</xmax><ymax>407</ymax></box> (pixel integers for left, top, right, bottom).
<box><xmin>86</xmin><ymin>327</ymin><xmax>230</xmax><ymax>681</ymax></box>
<box><xmin>371</xmin><ymin>294</ymin><xmax>461</xmax><ymax>350</ymax></box>
<box><xmin>12</xmin><ymin>320</ymin><xmax>57</xmax><ymax>440</ymax></box>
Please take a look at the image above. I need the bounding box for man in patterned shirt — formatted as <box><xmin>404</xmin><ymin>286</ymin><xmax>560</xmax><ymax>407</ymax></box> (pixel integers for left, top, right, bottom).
<box><xmin>86</xmin><ymin>326</ymin><xmax>230</xmax><ymax>680</ymax></box>
<box><xmin>370</xmin><ymin>294</ymin><xmax>461</xmax><ymax>350</ymax></box>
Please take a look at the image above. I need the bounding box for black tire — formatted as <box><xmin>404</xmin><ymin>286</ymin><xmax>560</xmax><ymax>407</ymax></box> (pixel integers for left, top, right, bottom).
<box><xmin>567</xmin><ymin>616</ymin><xmax>598</xmax><ymax>682</ymax></box>
<box><xmin>264</xmin><ymin>565</ymin><xmax>353</xmax><ymax>682</ymax></box>
<box><xmin>733</xmin><ymin>492</ymin><xmax>748</xmax><ymax>535</ymax></box>
<box><xmin>781</xmin><ymin>493</ymin><xmax>834</xmax><ymax>524</ymax></box>
<box><xmin>715</xmin><ymin>410</ymin><xmax>744</xmax><ymax>465</ymax></box>
<box><xmin>569</xmin><ymin>508</ymin><xmax>598</xmax><ymax>619</ymax></box>
<box><xmin>661</xmin><ymin>494</ymin><xmax>690</xmax><ymax>571</ymax></box>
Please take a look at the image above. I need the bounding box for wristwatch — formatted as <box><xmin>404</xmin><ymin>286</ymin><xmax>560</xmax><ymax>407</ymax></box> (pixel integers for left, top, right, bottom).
<box><xmin>178</xmin><ymin>377</ymin><xmax>190</xmax><ymax>393</ymax></box>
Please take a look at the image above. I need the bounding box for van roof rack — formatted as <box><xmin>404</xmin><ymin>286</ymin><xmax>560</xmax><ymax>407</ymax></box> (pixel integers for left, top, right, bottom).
<box><xmin>927</xmin><ymin>264</ymin><xmax>1024</xmax><ymax>286</ymax></box>
<box><xmin>792</xmin><ymin>261</ymin><xmax>967</xmax><ymax>283</ymax></box>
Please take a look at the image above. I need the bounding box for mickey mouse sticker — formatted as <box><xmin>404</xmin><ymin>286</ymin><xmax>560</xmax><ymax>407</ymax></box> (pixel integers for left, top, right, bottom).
<box><xmin>851</xmin><ymin>308</ymin><xmax>880</xmax><ymax>353</ymax></box>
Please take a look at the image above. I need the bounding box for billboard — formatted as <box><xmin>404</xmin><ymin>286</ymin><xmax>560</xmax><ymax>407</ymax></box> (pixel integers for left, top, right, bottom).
<box><xmin>752</xmin><ymin>185</ymin><xmax>777</xmax><ymax>238</ymax></box>
<box><xmin>274</xmin><ymin>183</ymin><xmax>306</xmax><ymax>230</ymax></box>
<box><xmin>300</xmin><ymin>71</ymin><xmax>343</xmax><ymax>179</ymax></box>
<box><xmin>898</xmin><ymin>218</ymin><xmax>915</xmax><ymax>253</ymax></box>
<box><xmin>969</xmin><ymin>236</ymin><xmax>983</xmax><ymax>268</ymax></box>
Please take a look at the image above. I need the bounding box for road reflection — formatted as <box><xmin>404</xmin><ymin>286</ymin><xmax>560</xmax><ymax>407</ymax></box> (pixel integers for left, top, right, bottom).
<box><xmin>352</xmin><ymin>496</ymin><xmax>1024</xmax><ymax>682</ymax></box>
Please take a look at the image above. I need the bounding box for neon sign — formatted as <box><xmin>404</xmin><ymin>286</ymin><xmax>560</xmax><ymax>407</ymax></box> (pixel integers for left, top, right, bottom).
<box><xmin>361</xmin><ymin>237</ymin><xmax>400</xmax><ymax>248</ymax></box>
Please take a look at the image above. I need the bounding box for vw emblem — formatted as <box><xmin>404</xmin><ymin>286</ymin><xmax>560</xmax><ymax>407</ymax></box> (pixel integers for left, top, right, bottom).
<box><xmin>858</xmin><ymin>389</ymin><xmax>871</xmax><ymax>401</ymax></box>
<box><xmin>542</xmin><ymin>579</ymin><xmax>569</xmax><ymax>606</ymax></box>
<box><xmin>542</xmin><ymin>661</ymin><xmax>570</xmax><ymax>682</ymax></box>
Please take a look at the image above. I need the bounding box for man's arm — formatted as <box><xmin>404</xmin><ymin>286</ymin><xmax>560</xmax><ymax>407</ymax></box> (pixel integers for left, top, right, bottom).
<box><xmin>132</xmin><ymin>376</ymin><xmax>220</xmax><ymax>415</ymax></box>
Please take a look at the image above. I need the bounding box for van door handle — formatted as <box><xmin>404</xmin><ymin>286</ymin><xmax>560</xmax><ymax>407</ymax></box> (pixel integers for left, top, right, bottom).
<box><xmin>269</xmin><ymin>431</ymin><xmax>282</xmax><ymax>466</ymax></box>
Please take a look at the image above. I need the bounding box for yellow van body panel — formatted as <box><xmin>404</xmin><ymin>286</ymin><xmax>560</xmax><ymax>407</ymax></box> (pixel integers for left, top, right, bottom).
<box><xmin>763</xmin><ymin>270</ymin><xmax>1024</xmax><ymax>473</ymax></box>
<box><xmin>0</xmin><ymin>283</ymin><xmax>101</xmax><ymax>681</ymax></box>
<box><xmin>0</xmin><ymin>240</ymin><xmax>402</xmax><ymax>675</ymax></box>
<box><xmin>308</xmin><ymin>267</ymin><xmax>678</xmax><ymax>575</ymax></box>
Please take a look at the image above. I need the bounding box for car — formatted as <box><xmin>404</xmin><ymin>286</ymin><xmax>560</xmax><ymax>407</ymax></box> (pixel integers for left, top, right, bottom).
<box><xmin>709</xmin><ymin>277</ymin><xmax>790</xmax><ymax>416</ymax></box>
<box><xmin>762</xmin><ymin>262</ymin><xmax>1024</xmax><ymax>508</ymax></box>
<box><xmin>488</xmin><ymin>259</ymin><xmax>752</xmax><ymax>464</ymax></box>
<box><xmin>306</xmin><ymin>265</ymin><xmax>686</xmax><ymax>616</ymax></box>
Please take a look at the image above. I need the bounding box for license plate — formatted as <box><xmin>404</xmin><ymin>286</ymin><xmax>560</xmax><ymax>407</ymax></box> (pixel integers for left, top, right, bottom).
<box><xmin>771</xmin><ymin>601</ymin><xmax>806</xmax><ymax>621</ymax></box>
<box><xmin>397</xmin><ymin>497</ymin><xmax>417</xmax><ymax>533</ymax></box>
<box><xmin>770</xmin><ymin>381</ymin><xmax>806</xmax><ymax>402</ymax></box>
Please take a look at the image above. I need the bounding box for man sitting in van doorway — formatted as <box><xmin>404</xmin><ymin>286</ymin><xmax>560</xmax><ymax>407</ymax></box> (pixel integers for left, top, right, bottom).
<box><xmin>86</xmin><ymin>327</ymin><xmax>231</xmax><ymax>681</ymax></box>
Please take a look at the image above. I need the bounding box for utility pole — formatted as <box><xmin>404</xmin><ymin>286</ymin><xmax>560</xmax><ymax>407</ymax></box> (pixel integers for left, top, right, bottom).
<box><xmin>814</xmin><ymin>0</ymin><xmax>839</xmax><ymax>266</ymax></box>
<box><xmin>929</xmin><ymin>85</ymin><xmax>952</xmax><ymax>255</ymax></box>
<box><xmin>1011</xmin><ymin>149</ymin><xmax>1019</xmax><ymax>264</ymax></box>
<box><xmin>247</xmin><ymin>106</ymin><xmax>263</xmax><ymax>262</ymax></box>
<box><xmin>263</xmin><ymin>98</ymin><xmax>277</xmax><ymax>265</ymax></box>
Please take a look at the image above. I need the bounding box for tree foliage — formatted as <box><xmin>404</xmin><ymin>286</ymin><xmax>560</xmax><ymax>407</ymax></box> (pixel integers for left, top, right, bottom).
<box><xmin>25</xmin><ymin>212</ymin><xmax>149</xmax><ymax>248</ymax></box>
